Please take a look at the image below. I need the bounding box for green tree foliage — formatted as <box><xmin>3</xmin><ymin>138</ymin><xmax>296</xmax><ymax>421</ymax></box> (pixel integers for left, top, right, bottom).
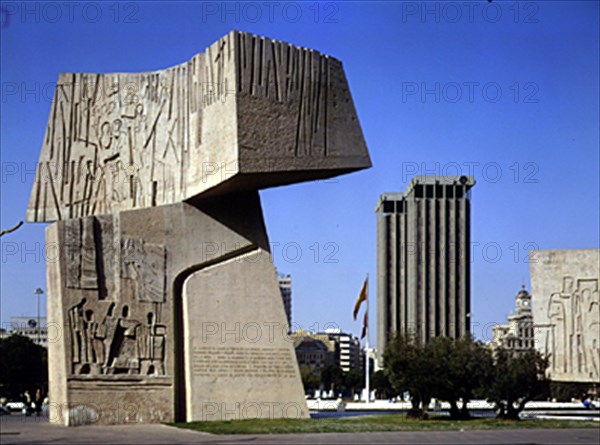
<box><xmin>344</xmin><ymin>369</ymin><xmax>364</xmax><ymax>396</ymax></box>
<box><xmin>484</xmin><ymin>349</ymin><xmax>550</xmax><ymax>420</ymax></box>
<box><xmin>372</xmin><ymin>370</ymin><xmax>393</xmax><ymax>399</ymax></box>
<box><xmin>383</xmin><ymin>335</ymin><xmax>435</xmax><ymax>418</ymax></box>
<box><xmin>427</xmin><ymin>335</ymin><xmax>493</xmax><ymax>419</ymax></box>
<box><xmin>299</xmin><ymin>366</ymin><xmax>320</xmax><ymax>393</ymax></box>
<box><xmin>384</xmin><ymin>334</ymin><xmax>542</xmax><ymax>421</ymax></box>
<box><xmin>549</xmin><ymin>382</ymin><xmax>592</xmax><ymax>402</ymax></box>
<box><xmin>0</xmin><ymin>334</ymin><xmax>48</xmax><ymax>400</ymax></box>
<box><xmin>321</xmin><ymin>364</ymin><xmax>344</xmax><ymax>393</ymax></box>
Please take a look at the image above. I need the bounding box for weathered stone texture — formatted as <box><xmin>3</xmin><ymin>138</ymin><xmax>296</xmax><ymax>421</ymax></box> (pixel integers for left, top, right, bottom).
<box><xmin>46</xmin><ymin>194</ymin><xmax>310</xmax><ymax>424</ymax></box>
<box><xmin>27</xmin><ymin>31</ymin><xmax>370</xmax><ymax>222</ymax></box>
<box><xmin>183</xmin><ymin>249</ymin><xmax>307</xmax><ymax>421</ymax></box>
<box><xmin>531</xmin><ymin>249</ymin><xmax>600</xmax><ymax>383</ymax></box>
<box><xmin>34</xmin><ymin>31</ymin><xmax>370</xmax><ymax>426</ymax></box>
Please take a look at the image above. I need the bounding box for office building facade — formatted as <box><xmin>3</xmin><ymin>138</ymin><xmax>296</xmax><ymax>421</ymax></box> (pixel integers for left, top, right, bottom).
<box><xmin>376</xmin><ymin>176</ymin><xmax>475</xmax><ymax>353</ymax></box>
<box><xmin>323</xmin><ymin>329</ymin><xmax>361</xmax><ymax>373</ymax></box>
<box><xmin>293</xmin><ymin>329</ymin><xmax>362</xmax><ymax>374</ymax></box>
<box><xmin>278</xmin><ymin>273</ymin><xmax>292</xmax><ymax>326</ymax></box>
<box><xmin>0</xmin><ymin>316</ymin><xmax>49</xmax><ymax>347</ymax></box>
<box><xmin>293</xmin><ymin>334</ymin><xmax>334</xmax><ymax>377</ymax></box>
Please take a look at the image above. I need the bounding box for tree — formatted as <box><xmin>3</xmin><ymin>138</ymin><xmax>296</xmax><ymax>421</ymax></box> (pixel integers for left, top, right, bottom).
<box><xmin>550</xmin><ymin>382</ymin><xmax>591</xmax><ymax>402</ymax></box>
<box><xmin>299</xmin><ymin>366</ymin><xmax>320</xmax><ymax>393</ymax></box>
<box><xmin>372</xmin><ymin>370</ymin><xmax>393</xmax><ymax>399</ymax></box>
<box><xmin>427</xmin><ymin>335</ymin><xmax>493</xmax><ymax>419</ymax></box>
<box><xmin>383</xmin><ymin>334</ymin><xmax>435</xmax><ymax>418</ymax></box>
<box><xmin>321</xmin><ymin>364</ymin><xmax>343</xmax><ymax>393</ymax></box>
<box><xmin>452</xmin><ymin>336</ymin><xmax>493</xmax><ymax>419</ymax></box>
<box><xmin>485</xmin><ymin>349</ymin><xmax>549</xmax><ymax>420</ymax></box>
<box><xmin>344</xmin><ymin>369</ymin><xmax>364</xmax><ymax>397</ymax></box>
<box><xmin>0</xmin><ymin>334</ymin><xmax>48</xmax><ymax>400</ymax></box>
<box><xmin>426</xmin><ymin>336</ymin><xmax>458</xmax><ymax>417</ymax></box>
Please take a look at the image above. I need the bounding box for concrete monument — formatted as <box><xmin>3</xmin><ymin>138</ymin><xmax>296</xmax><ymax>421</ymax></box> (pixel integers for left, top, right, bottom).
<box><xmin>28</xmin><ymin>31</ymin><xmax>371</xmax><ymax>425</ymax></box>
<box><xmin>530</xmin><ymin>249</ymin><xmax>600</xmax><ymax>383</ymax></box>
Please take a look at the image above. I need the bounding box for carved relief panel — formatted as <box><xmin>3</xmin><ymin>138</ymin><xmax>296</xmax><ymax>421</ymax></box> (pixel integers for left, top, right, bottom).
<box><xmin>64</xmin><ymin>216</ymin><xmax>167</xmax><ymax>378</ymax></box>
<box><xmin>531</xmin><ymin>250</ymin><xmax>600</xmax><ymax>383</ymax></box>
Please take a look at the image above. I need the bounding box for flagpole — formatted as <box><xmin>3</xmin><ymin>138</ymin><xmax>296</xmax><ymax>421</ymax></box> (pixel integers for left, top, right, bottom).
<box><xmin>365</xmin><ymin>273</ymin><xmax>370</xmax><ymax>404</ymax></box>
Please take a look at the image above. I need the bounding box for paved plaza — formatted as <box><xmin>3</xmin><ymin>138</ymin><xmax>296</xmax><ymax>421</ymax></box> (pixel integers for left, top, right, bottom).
<box><xmin>1</xmin><ymin>414</ymin><xmax>598</xmax><ymax>444</ymax></box>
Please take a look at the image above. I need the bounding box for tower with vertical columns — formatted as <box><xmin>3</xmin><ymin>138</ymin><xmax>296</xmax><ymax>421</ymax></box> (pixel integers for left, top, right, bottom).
<box><xmin>376</xmin><ymin>176</ymin><xmax>475</xmax><ymax>356</ymax></box>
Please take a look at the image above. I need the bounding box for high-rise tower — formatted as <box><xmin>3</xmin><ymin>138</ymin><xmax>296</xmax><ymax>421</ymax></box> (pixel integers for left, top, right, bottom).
<box><xmin>278</xmin><ymin>273</ymin><xmax>292</xmax><ymax>327</ymax></box>
<box><xmin>376</xmin><ymin>176</ymin><xmax>475</xmax><ymax>354</ymax></box>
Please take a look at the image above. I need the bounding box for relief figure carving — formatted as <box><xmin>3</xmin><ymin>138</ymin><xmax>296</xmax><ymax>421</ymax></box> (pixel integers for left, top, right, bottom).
<box><xmin>544</xmin><ymin>276</ymin><xmax>600</xmax><ymax>380</ymax></box>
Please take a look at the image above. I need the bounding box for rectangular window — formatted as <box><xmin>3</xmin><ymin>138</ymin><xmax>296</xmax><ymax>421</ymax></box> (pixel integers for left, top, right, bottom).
<box><xmin>425</xmin><ymin>185</ymin><xmax>434</xmax><ymax>198</ymax></box>
<box><xmin>435</xmin><ymin>185</ymin><xmax>443</xmax><ymax>198</ymax></box>
<box><xmin>445</xmin><ymin>185</ymin><xmax>454</xmax><ymax>198</ymax></box>
<box><xmin>383</xmin><ymin>201</ymin><xmax>394</xmax><ymax>213</ymax></box>
<box><xmin>415</xmin><ymin>184</ymin><xmax>424</xmax><ymax>198</ymax></box>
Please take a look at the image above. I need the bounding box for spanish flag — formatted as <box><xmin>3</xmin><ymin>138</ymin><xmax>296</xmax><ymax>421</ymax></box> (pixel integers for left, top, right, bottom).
<box><xmin>353</xmin><ymin>275</ymin><xmax>368</xmax><ymax>320</ymax></box>
<box><xmin>361</xmin><ymin>310</ymin><xmax>368</xmax><ymax>339</ymax></box>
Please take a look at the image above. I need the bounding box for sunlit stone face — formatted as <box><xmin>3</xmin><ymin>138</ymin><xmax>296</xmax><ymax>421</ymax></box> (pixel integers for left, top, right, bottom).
<box><xmin>27</xmin><ymin>31</ymin><xmax>371</xmax><ymax>222</ymax></box>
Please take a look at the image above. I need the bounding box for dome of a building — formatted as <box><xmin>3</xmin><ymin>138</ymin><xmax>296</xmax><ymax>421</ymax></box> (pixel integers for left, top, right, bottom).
<box><xmin>516</xmin><ymin>284</ymin><xmax>530</xmax><ymax>299</ymax></box>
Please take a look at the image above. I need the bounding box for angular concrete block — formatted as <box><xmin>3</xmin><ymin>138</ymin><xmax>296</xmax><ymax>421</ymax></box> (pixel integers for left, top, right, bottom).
<box><xmin>183</xmin><ymin>249</ymin><xmax>307</xmax><ymax>421</ymax></box>
<box><xmin>27</xmin><ymin>31</ymin><xmax>371</xmax><ymax>222</ymax></box>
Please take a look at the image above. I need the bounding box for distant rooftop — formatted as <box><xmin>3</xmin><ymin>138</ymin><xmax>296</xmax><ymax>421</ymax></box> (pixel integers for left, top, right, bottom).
<box><xmin>408</xmin><ymin>175</ymin><xmax>475</xmax><ymax>189</ymax></box>
<box><xmin>376</xmin><ymin>175</ymin><xmax>476</xmax><ymax>211</ymax></box>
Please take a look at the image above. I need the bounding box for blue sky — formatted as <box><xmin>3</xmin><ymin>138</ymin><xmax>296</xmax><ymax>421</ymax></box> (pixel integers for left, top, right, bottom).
<box><xmin>1</xmin><ymin>1</ymin><xmax>598</xmax><ymax>345</ymax></box>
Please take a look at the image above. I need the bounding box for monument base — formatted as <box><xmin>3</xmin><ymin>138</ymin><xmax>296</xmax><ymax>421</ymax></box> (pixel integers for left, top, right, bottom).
<box><xmin>46</xmin><ymin>193</ymin><xmax>308</xmax><ymax>425</ymax></box>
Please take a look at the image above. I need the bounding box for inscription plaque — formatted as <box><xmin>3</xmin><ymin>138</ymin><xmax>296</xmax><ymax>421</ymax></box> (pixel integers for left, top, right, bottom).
<box><xmin>192</xmin><ymin>346</ymin><xmax>297</xmax><ymax>379</ymax></box>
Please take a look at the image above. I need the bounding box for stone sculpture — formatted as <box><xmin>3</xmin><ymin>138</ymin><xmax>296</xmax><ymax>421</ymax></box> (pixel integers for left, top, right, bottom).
<box><xmin>531</xmin><ymin>249</ymin><xmax>600</xmax><ymax>383</ymax></box>
<box><xmin>28</xmin><ymin>31</ymin><xmax>371</xmax><ymax>425</ymax></box>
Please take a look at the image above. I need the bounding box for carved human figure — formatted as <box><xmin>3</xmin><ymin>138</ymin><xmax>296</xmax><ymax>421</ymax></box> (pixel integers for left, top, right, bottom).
<box><xmin>585</xmin><ymin>283</ymin><xmax>600</xmax><ymax>379</ymax></box>
<box><xmin>547</xmin><ymin>293</ymin><xmax>567</xmax><ymax>373</ymax></box>
<box><xmin>84</xmin><ymin>310</ymin><xmax>96</xmax><ymax>364</ymax></box>
<box><xmin>150</xmin><ymin>328</ymin><xmax>166</xmax><ymax>375</ymax></box>
<box><xmin>107</xmin><ymin>305</ymin><xmax>142</xmax><ymax>374</ymax></box>
<box><xmin>589</xmin><ymin>337</ymin><xmax>600</xmax><ymax>380</ymax></box>
<box><xmin>84</xmin><ymin>310</ymin><xmax>105</xmax><ymax>372</ymax></box>
<box><xmin>137</xmin><ymin>312</ymin><xmax>166</xmax><ymax>375</ymax></box>
<box><xmin>135</xmin><ymin>312</ymin><xmax>152</xmax><ymax>361</ymax></box>
<box><xmin>68</xmin><ymin>298</ymin><xmax>87</xmax><ymax>369</ymax></box>
<box><xmin>572</xmin><ymin>287</ymin><xmax>587</xmax><ymax>374</ymax></box>
<box><xmin>100</xmin><ymin>303</ymin><xmax>118</xmax><ymax>372</ymax></box>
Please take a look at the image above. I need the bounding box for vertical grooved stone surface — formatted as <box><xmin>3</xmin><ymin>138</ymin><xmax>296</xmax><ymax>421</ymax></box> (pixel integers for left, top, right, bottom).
<box><xmin>27</xmin><ymin>31</ymin><xmax>370</xmax><ymax>223</ymax></box>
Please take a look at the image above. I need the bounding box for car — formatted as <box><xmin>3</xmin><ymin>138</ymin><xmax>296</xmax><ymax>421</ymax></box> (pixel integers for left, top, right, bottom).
<box><xmin>6</xmin><ymin>401</ymin><xmax>25</xmax><ymax>412</ymax></box>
